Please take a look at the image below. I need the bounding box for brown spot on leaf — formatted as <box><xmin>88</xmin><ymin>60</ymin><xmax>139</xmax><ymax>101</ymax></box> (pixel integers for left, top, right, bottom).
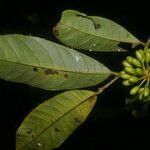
<box><xmin>88</xmin><ymin>95</ymin><xmax>96</xmax><ymax>100</ymax></box>
<box><xmin>31</xmin><ymin>135</ymin><xmax>35</xmax><ymax>139</ymax></box>
<box><xmin>64</xmin><ymin>73</ymin><xmax>69</xmax><ymax>78</ymax></box>
<box><xmin>53</xmin><ymin>27</ymin><xmax>59</xmax><ymax>36</ymax></box>
<box><xmin>94</xmin><ymin>23</ymin><xmax>101</xmax><ymax>30</ymax></box>
<box><xmin>44</xmin><ymin>69</ymin><xmax>59</xmax><ymax>75</ymax></box>
<box><xmin>88</xmin><ymin>97</ymin><xmax>96</xmax><ymax>104</ymax></box>
<box><xmin>27</xmin><ymin>129</ymin><xmax>32</xmax><ymax>134</ymax></box>
<box><xmin>33</xmin><ymin>67</ymin><xmax>38</xmax><ymax>72</ymax></box>
<box><xmin>74</xmin><ymin>118</ymin><xmax>81</xmax><ymax>124</ymax></box>
<box><xmin>31</xmin><ymin>134</ymin><xmax>41</xmax><ymax>143</ymax></box>
<box><xmin>54</xmin><ymin>127</ymin><xmax>61</xmax><ymax>132</ymax></box>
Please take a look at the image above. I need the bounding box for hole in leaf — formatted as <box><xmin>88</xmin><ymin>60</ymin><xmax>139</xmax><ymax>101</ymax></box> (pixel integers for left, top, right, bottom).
<box><xmin>117</xmin><ymin>42</ymin><xmax>132</xmax><ymax>51</ymax></box>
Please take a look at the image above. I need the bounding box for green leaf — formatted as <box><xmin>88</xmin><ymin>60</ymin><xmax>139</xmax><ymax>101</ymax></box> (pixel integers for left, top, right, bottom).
<box><xmin>0</xmin><ymin>34</ymin><xmax>111</xmax><ymax>90</ymax></box>
<box><xmin>16</xmin><ymin>90</ymin><xmax>97</xmax><ymax>150</ymax></box>
<box><xmin>53</xmin><ymin>10</ymin><xmax>141</xmax><ymax>52</ymax></box>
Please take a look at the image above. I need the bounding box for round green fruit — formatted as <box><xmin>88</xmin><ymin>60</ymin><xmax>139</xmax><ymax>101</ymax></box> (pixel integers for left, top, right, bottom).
<box><xmin>130</xmin><ymin>86</ymin><xmax>140</xmax><ymax>95</ymax></box>
<box><xmin>144</xmin><ymin>50</ymin><xmax>150</xmax><ymax>63</ymax></box>
<box><xmin>135</xmin><ymin>50</ymin><xmax>144</xmax><ymax>62</ymax></box>
<box><xmin>122</xmin><ymin>60</ymin><xmax>132</xmax><ymax>67</ymax></box>
<box><xmin>125</xmin><ymin>67</ymin><xmax>136</xmax><ymax>75</ymax></box>
<box><xmin>135</xmin><ymin>68</ymin><xmax>144</xmax><ymax>76</ymax></box>
<box><xmin>131</xmin><ymin>58</ymin><xmax>142</xmax><ymax>67</ymax></box>
<box><xmin>122</xmin><ymin>80</ymin><xmax>131</xmax><ymax>86</ymax></box>
<box><xmin>120</xmin><ymin>73</ymin><xmax>131</xmax><ymax>79</ymax></box>
<box><xmin>129</xmin><ymin>76</ymin><xmax>139</xmax><ymax>83</ymax></box>
<box><xmin>143</xmin><ymin>87</ymin><xmax>149</xmax><ymax>97</ymax></box>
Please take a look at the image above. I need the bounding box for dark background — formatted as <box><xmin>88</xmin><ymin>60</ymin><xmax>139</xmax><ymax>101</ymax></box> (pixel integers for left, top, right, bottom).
<box><xmin>0</xmin><ymin>0</ymin><xmax>150</xmax><ymax>150</ymax></box>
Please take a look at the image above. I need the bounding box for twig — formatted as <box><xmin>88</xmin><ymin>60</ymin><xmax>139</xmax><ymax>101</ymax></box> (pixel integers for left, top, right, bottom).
<box><xmin>96</xmin><ymin>75</ymin><xmax>119</xmax><ymax>96</ymax></box>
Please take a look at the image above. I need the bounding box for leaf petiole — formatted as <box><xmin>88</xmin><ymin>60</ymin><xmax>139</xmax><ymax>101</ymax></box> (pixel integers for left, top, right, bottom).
<box><xmin>97</xmin><ymin>75</ymin><xmax>119</xmax><ymax>95</ymax></box>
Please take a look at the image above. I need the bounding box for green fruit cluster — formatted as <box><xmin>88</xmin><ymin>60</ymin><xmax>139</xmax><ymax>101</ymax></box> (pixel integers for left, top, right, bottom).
<box><xmin>120</xmin><ymin>48</ymin><xmax>150</xmax><ymax>100</ymax></box>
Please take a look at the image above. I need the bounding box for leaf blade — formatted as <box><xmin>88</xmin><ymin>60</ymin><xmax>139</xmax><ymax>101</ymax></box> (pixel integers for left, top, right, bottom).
<box><xmin>54</xmin><ymin>10</ymin><xmax>141</xmax><ymax>52</ymax></box>
<box><xmin>16</xmin><ymin>90</ymin><xmax>97</xmax><ymax>150</ymax></box>
<box><xmin>0</xmin><ymin>34</ymin><xmax>111</xmax><ymax>90</ymax></box>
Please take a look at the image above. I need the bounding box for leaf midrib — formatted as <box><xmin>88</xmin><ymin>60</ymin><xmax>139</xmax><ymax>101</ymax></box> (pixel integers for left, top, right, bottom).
<box><xmin>18</xmin><ymin>91</ymin><xmax>97</xmax><ymax>150</ymax></box>
<box><xmin>0</xmin><ymin>58</ymin><xmax>111</xmax><ymax>75</ymax></box>
<box><xmin>58</xmin><ymin>22</ymin><xmax>140</xmax><ymax>44</ymax></box>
